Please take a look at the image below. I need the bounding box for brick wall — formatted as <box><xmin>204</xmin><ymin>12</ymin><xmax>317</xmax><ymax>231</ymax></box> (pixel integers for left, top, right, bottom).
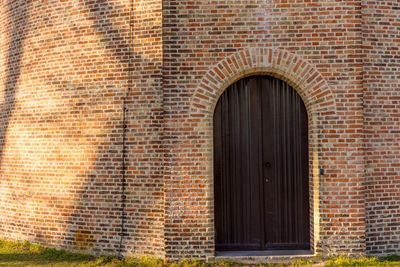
<box><xmin>0</xmin><ymin>0</ymin><xmax>164</xmax><ymax>257</ymax></box>
<box><xmin>0</xmin><ymin>0</ymin><xmax>398</xmax><ymax>261</ymax></box>
<box><xmin>163</xmin><ymin>0</ymin><xmax>365</xmax><ymax>259</ymax></box>
<box><xmin>363</xmin><ymin>0</ymin><xmax>400</xmax><ymax>256</ymax></box>
<box><xmin>125</xmin><ymin>0</ymin><xmax>164</xmax><ymax>257</ymax></box>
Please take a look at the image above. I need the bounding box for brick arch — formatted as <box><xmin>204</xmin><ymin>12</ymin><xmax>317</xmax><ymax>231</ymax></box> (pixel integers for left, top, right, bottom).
<box><xmin>180</xmin><ymin>48</ymin><xmax>338</xmax><ymax>257</ymax></box>
<box><xmin>191</xmin><ymin>48</ymin><xmax>335</xmax><ymax>117</ymax></box>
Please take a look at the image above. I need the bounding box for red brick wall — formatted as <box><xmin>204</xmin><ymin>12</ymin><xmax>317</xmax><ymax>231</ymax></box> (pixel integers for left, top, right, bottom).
<box><xmin>0</xmin><ymin>0</ymin><xmax>398</xmax><ymax>261</ymax></box>
<box><xmin>363</xmin><ymin>0</ymin><xmax>400</xmax><ymax>256</ymax></box>
<box><xmin>0</xmin><ymin>0</ymin><xmax>164</xmax><ymax>257</ymax></box>
<box><xmin>163</xmin><ymin>0</ymin><xmax>365</xmax><ymax>259</ymax></box>
<box><xmin>125</xmin><ymin>0</ymin><xmax>164</xmax><ymax>257</ymax></box>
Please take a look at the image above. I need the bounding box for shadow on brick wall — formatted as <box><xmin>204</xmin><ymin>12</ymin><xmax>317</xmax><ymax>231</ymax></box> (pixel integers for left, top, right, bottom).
<box><xmin>0</xmin><ymin>0</ymin><xmax>163</xmax><ymax>257</ymax></box>
<box><xmin>0</xmin><ymin>0</ymin><xmax>28</xmax><ymax>168</ymax></box>
<box><xmin>59</xmin><ymin>0</ymin><xmax>163</xmax><ymax>256</ymax></box>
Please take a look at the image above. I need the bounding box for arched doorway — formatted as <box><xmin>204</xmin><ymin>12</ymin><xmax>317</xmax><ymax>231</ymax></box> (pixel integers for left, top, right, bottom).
<box><xmin>214</xmin><ymin>76</ymin><xmax>310</xmax><ymax>251</ymax></box>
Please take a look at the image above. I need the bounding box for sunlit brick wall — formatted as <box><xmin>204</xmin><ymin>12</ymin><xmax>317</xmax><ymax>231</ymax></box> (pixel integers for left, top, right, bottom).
<box><xmin>124</xmin><ymin>0</ymin><xmax>164</xmax><ymax>257</ymax></box>
<box><xmin>0</xmin><ymin>0</ymin><xmax>164</xmax><ymax>257</ymax></box>
<box><xmin>163</xmin><ymin>0</ymin><xmax>365</xmax><ymax>259</ymax></box>
<box><xmin>363</xmin><ymin>0</ymin><xmax>400</xmax><ymax>256</ymax></box>
<box><xmin>2</xmin><ymin>0</ymin><xmax>400</xmax><ymax>261</ymax></box>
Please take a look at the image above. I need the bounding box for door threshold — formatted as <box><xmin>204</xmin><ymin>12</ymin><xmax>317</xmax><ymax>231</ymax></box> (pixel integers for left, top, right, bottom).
<box><xmin>213</xmin><ymin>250</ymin><xmax>315</xmax><ymax>264</ymax></box>
<box><xmin>216</xmin><ymin>250</ymin><xmax>313</xmax><ymax>257</ymax></box>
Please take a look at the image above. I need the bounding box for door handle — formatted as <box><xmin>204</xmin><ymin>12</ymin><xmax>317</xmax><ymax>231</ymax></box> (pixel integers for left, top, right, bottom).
<box><xmin>265</xmin><ymin>162</ymin><xmax>271</xmax><ymax>167</ymax></box>
<box><xmin>265</xmin><ymin>178</ymin><xmax>270</xmax><ymax>182</ymax></box>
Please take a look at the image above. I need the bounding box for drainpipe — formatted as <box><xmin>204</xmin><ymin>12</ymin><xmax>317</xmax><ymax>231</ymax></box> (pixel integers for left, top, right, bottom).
<box><xmin>117</xmin><ymin>0</ymin><xmax>133</xmax><ymax>259</ymax></box>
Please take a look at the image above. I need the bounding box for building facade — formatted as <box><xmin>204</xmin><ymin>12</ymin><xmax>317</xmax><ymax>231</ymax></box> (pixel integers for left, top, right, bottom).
<box><xmin>0</xmin><ymin>0</ymin><xmax>399</xmax><ymax>260</ymax></box>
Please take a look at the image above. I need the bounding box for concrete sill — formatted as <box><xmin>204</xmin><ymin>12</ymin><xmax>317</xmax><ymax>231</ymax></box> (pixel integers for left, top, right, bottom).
<box><xmin>211</xmin><ymin>250</ymin><xmax>316</xmax><ymax>264</ymax></box>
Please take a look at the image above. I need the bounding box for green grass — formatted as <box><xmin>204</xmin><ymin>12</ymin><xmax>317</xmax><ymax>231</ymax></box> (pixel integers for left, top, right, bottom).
<box><xmin>325</xmin><ymin>255</ymin><xmax>400</xmax><ymax>266</ymax></box>
<box><xmin>0</xmin><ymin>240</ymin><xmax>314</xmax><ymax>266</ymax></box>
<box><xmin>1</xmin><ymin>239</ymin><xmax>400</xmax><ymax>266</ymax></box>
<box><xmin>0</xmin><ymin>239</ymin><xmax>245</xmax><ymax>266</ymax></box>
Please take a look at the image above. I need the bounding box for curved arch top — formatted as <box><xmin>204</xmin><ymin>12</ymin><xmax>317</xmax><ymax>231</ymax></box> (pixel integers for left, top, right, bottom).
<box><xmin>185</xmin><ymin>48</ymin><xmax>338</xmax><ymax>256</ymax></box>
<box><xmin>191</xmin><ymin>48</ymin><xmax>335</xmax><ymax>116</ymax></box>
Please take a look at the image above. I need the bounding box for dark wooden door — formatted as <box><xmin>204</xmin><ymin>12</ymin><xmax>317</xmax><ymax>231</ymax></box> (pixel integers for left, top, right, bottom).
<box><xmin>214</xmin><ymin>76</ymin><xmax>309</xmax><ymax>251</ymax></box>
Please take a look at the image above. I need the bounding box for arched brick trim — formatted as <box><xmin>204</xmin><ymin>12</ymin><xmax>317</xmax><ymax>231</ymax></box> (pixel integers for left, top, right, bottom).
<box><xmin>191</xmin><ymin>48</ymin><xmax>335</xmax><ymax>115</ymax></box>
<box><xmin>184</xmin><ymin>48</ymin><xmax>337</xmax><ymax>257</ymax></box>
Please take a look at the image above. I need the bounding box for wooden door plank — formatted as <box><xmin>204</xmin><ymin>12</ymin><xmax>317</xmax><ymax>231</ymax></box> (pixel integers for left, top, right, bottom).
<box><xmin>214</xmin><ymin>76</ymin><xmax>309</xmax><ymax>251</ymax></box>
<box><xmin>261</xmin><ymin>77</ymin><xmax>310</xmax><ymax>249</ymax></box>
<box><xmin>214</xmin><ymin>78</ymin><xmax>263</xmax><ymax>250</ymax></box>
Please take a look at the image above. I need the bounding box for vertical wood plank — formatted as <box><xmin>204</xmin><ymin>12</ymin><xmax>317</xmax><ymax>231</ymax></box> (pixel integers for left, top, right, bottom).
<box><xmin>214</xmin><ymin>76</ymin><xmax>309</xmax><ymax>251</ymax></box>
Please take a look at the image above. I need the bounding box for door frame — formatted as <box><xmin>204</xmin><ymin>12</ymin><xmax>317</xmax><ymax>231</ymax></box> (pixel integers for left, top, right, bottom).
<box><xmin>164</xmin><ymin>48</ymin><xmax>342</xmax><ymax>260</ymax></box>
<box><xmin>201</xmin><ymin>57</ymin><xmax>335</xmax><ymax>256</ymax></box>
<box><xmin>213</xmin><ymin>75</ymin><xmax>310</xmax><ymax>252</ymax></box>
